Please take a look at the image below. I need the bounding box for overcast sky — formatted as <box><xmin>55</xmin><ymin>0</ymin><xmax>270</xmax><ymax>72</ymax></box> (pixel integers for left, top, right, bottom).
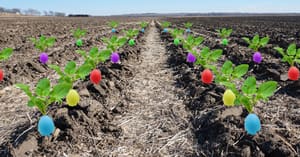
<box><xmin>1</xmin><ymin>0</ymin><xmax>299</xmax><ymax>15</ymax></box>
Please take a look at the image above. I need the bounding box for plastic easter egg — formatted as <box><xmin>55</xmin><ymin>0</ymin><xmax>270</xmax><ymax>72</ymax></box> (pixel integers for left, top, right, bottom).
<box><xmin>39</xmin><ymin>53</ymin><xmax>48</xmax><ymax>64</ymax></box>
<box><xmin>223</xmin><ymin>89</ymin><xmax>236</xmax><ymax>106</ymax></box>
<box><xmin>245</xmin><ymin>113</ymin><xmax>261</xmax><ymax>135</ymax></box>
<box><xmin>288</xmin><ymin>66</ymin><xmax>299</xmax><ymax>81</ymax></box>
<box><xmin>111</xmin><ymin>52</ymin><xmax>120</xmax><ymax>63</ymax></box>
<box><xmin>174</xmin><ymin>38</ymin><xmax>180</xmax><ymax>46</ymax></box>
<box><xmin>90</xmin><ymin>69</ymin><xmax>102</xmax><ymax>84</ymax></box>
<box><xmin>66</xmin><ymin>89</ymin><xmax>80</xmax><ymax>107</ymax></box>
<box><xmin>76</xmin><ymin>39</ymin><xmax>83</xmax><ymax>47</ymax></box>
<box><xmin>201</xmin><ymin>69</ymin><xmax>213</xmax><ymax>84</ymax></box>
<box><xmin>187</xmin><ymin>53</ymin><xmax>196</xmax><ymax>63</ymax></box>
<box><xmin>0</xmin><ymin>69</ymin><xmax>3</xmax><ymax>81</ymax></box>
<box><xmin>253</xmin><ymin>52</ymin><xmax>262</xmax><ymax>64</ymax></box>
<box><xmin>38</xmin><ymin>115</ymin><xmax>55</xmax><ymax>136</ymax></box>
<box><xmin>222</xmin><ymin>39</ymin><xmax>228</xmax><ymax>46</ymax></box>
<box><xmin>129</xmin><ymin>39</ymin><xmax>135</xmax><ymax>46</ymax></box>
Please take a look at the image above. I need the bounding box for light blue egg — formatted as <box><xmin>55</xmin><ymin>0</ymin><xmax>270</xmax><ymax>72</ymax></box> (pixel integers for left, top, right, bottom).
<box><xmin>244</xmin><ymin>113</ymin><xmax>261</xmax><ymax>135</ymax></box>
<box><xmin>163</xmin><ymin>28</ymin><xmax>168</xmax><ymax>33</ymax></box>
<box><xmin>141</xmin><ymin>28</ymin><xmax>145</xmax><ymax>33</ymax></box>
<box><xmin>111</xmin><ymin>28</ymin><xmax>116</xmax><ymax>33</ymax></box>
<box><xmin>38</xmin><ymin>115</ymin><xmax>55</xmax><ymax>136</ymax></box>
<box><xmin>186</xmin><ymin>29</ymin><xmax>191</xmax><ymax>33</ymax></box>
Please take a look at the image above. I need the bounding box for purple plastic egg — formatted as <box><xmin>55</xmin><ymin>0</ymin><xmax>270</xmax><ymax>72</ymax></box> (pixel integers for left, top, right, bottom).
<box><xmin>39</xmin><ymin>53</ymin><xmax>48</xmax><ymax>64</ymax></box>
<box><xmin>111</xmin><ymin>52</ymin><xmax>120</xmax><ymax>63</ymax></box>
<box><xmin>187</xmin><ymin>53</ymin><xmax>196</xmax><ymax>63</ymax></box>
<box><xmin>253</xmin><ymin>52</ymin><xmax>262</xmax><ymax>63</ymax></box>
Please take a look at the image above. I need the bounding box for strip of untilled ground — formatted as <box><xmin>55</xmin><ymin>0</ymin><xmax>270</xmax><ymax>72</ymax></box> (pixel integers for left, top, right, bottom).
<box><xmin>104</xmin><ymin>22</ymin><xmax>197</xmax><ymax>156</ymax></box>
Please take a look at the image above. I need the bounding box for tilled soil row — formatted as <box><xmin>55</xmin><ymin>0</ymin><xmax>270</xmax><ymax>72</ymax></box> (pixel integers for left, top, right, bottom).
<box><xmin>156</xmin><ymin>21</ymin><xmax>300</xmax><ymax>156</ymax></box>
<box><xmin>0</xmin><ymin>25</ymin><xmax>148</xmax><ymax>157</ymax></box>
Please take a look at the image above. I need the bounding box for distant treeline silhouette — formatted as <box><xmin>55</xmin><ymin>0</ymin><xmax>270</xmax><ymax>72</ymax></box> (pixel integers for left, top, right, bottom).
<box><xmin>0</xmin><ymin>6</ymin><xmax>66</xmax><ymax>16</ymax></box>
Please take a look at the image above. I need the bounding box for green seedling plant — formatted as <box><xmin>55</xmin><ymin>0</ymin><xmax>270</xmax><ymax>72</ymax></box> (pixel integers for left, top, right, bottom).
<box><xmin>170</xmin><ymin>29</ymin><xmax>184</xmax><ymax>46</ymax></box>
<box><xmin>109</xmin><ymin>21</ymin><xmax>119</xmax><ymax>33</ymax></box>
<box><xmin>102</xmin><ymin>35</ymin><xmax>128</xmax><ymax>52</ymax></box>
<box><xmin>30</xmin><ymin>35</ymin><xmax>56</xmax><ymax>64</ymax></box>
<box><xmin>243</xmin><ymin>35</ymin><xmax>269</xmax><ymax>64</ymax></box>
<box><xmin>72</xmin><ymin>28</ymin><xmax>87</xmax><ymax>47</ymax></box>
<box><xmin>235</xmin><ymin>76</ymin><xmax>278</xmax><ymax>112</ymax></box>
<box><xmin>182</xmin><ymin>35</ymin><xmax>204</xmax><ymax>52</ymax></box>
<box><xmin>15</xmin><ymin>78</ymin><xmax>72</xmax><ymax>115</ymax></box>
<box><xmin>124</xmin><ymin>29</ymin><xmax>139</xmax><ymax>46</ymax></box>
<box><xmin>184</xmin><ymin>22</ymin><xmax>193</xmax><ymax>33</ymax></box>
<box><xmin>214</xmin><ymin>60</ymin><xmax>249</xmax><ymax>91</ymax></box>
<box><xmin>162</xmin><ymin>21</ymin><xmax>171</xmax><ymax>33</ymax></box>
<box><xmin>193</xmin><ymin>47</ymin><xmax>223</xmax><ymax>69</ymax></box>
<box><xmin>274</xmin><ymin>43</ymin><xmax>300</xmax><ymax>80</ymax></box>
<box><xmin>216</xmin><ymin>28</ymin><xmax>232</xmax><ymax>46</ymax></box>
<box><xmin>140</xmin><ymin>21</ymin><xmax>148</xmax><ymax>33</ymax></box>
<box><xmin>223</xmin><ymin>76</ymin><xmax>277</xmax><ymax>136</ymax></box>
<box><xmin>15</xmin><ymin>78</ymin><xmax>72</xmax><ymax>136</ymax></box>
<box><xmin>0</xmin><ymin>48</ymin><xmax>13</xmax><ymax>81</ymax></box>
<box><xmin>48</xmin><ymin>61</ymin><xmax>93</xmax><ymax>86</ymax></box>
<box><xmin>30</xmin><ymin>35</ymin><xmax>56</xmax><ymax>52</ymax></box>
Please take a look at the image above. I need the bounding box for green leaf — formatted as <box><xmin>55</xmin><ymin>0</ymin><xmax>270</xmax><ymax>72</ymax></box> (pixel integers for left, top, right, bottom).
<box><xmin>274</xmin><ymin>47</ymin><xmax>285</xmax><ymax>56</ymax></box>
<box><xmin>233</xmin><ymin>64</ymin><xmax>249</xmax><ymax>78</ymax></box>
<box><xmin>260</xmin><ymin>37</ymin><xmax>269</xmax><ymax>47</ymax></box>
<box><xmin>99</xmin><ymin>49</ymin><xmax>112</xmax><ymax>62</ymax></box>
<box><xmin>296</xmin><ymin>49</ymin><xmax>300</xmax><ymax>57</ymax></box>
<box><xmin>77</xmin><ymin>64</ymin><xmax>92</xmax><ymax>79</ymax></box>
<box><xmin>89</xmin><ymin>47</ymin><xmax>99</xmax><ymax>58</ymax></box>
<box><xmin>15</xmin><ymin>84</ymin><xmax>33</xmax><ymax>97</ymax></box>
<box><xmin>118</xmin><ymin>37</ymin><xmax>128</xmax><ymax>47</ymax></box>
<box><xmin>50</xmin><ymin>82</ymin><xmax>72</xmax><ymax>101</ymax></box>
<box><xmin>35</xmin><ymin>78</ymin><xmax>51</xmax><ymax>97</ymax></box>
<box><xmin>221</xmin><ymin>61</ymin><xmax>233</xmax><ymax>75</ymax></box>
<box><xmin>34</xmin><ymin>98</ymin><xmax>46</xmax><ymax>114</ymax></box>
<box><xmin>46</xmin><ymin>37</ymin><xmax>56</xmax><ymax>47</ymax></box>
<box><xmin>0</xmin><ymin>48</ymin><xmax>13</xmax><ymax>61</ymax></box>
<box><xmin>242</xmin><ymin>76</ymin><xmax>257</xmax><ymax>95</ymax></box>
<box><xmin>200</xmin><ymin>47</ymin><xmax>210</xmax><ymax>59</ymax></box>
<box><xmin>27</xmin><ymin>99</ymin><xmax>35</xmax><ymax>107</ymax></box>
<box><xmin>257</xmin><ymin>81</ymin><xmax>278</xmax><ymax>99</ymax></box>
<box><xmin>252</xmin><ymin>35</ymin><xmax>260</xmax><ymax>45</ymax></box>
<box><xmin>64</xmin><ymin>61</ymin><xmax>76</xmax><ymax>75</ymax></box>
<box><xmin>210</xmin><ymin>49</ymin><xmax>223</xmax><ymax>61</ymax></box>
<box><xmin>242</xmin><ymin>37</ymin><xmax>251</xmax><ymax>44</ymax></box>
<box><xmin>194</xmin><ymin>36</ymin><xmax>204</xmax><ymax>46</ymax></box>
<box><xmin>287</xmin><ymin>44</ymin><xmax>297</xmax><ymax>56</ymax></box>
<box><xmin>48</xmin><ymin>64</ymin><xmax>64</xmax><ymax>76</ymax></box>
<box><xmin>220</xmin><ymin>81</ymin><xmax>236</xmax><ymax>90</ymax></box>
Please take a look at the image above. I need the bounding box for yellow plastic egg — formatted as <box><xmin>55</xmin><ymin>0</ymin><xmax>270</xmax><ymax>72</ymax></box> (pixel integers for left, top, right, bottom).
<box><xmin>223</xmin><ymin>89</ymin><xmax>236</xmax><ymax>106</ymax></box>
<box><xmin>66</xmin><ymin>89</ymin><xmax>80</xmax><ymax>107</ymax></box>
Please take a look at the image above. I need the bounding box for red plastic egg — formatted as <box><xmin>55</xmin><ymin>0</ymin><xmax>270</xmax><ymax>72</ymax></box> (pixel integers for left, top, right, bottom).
<box><xmin>288</xmin><ymin>66</ymin><xmax>299</xmax><ymax>81</ymax></box>
<box><xmin>201</xmin><ymin>69</ymin><xmax>213</xmax><ymax>84</ymax></box>
<box><xmin>90</xmin><ymin>69</ymin><xmax>102</xmax><ymax>84</ymax></box>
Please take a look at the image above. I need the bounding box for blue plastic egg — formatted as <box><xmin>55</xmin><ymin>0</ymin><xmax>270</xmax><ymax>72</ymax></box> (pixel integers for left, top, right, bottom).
<box><xmin>244</xmin><ymin>113</ymin><xmax>261</xmax><ymax>135</ymax></box>
<box><xmin>163</xmin><ymin>28</ymin><xmax>168</xmax><ymax>33</ymax></box>
<box><xmin>186</xmin><ymin>29</ymin><xmax>191</xmax><ymax>33</ymax></box>
<box><xmin>111</xmin><ymin>28</ymin><xmax>116</xmax><ymax>33</ymax></box>
<box><xmin>38</xmin><ymin>115</ymin><xmax>55</xmax><ymax>136</ymax></box>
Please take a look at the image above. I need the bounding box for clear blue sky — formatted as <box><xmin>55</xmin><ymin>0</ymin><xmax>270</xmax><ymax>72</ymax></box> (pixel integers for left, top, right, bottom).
<box><xmin>1</xmin><ymin>0</ymin><xmax>299</xmax><ymax>15</ymax></box>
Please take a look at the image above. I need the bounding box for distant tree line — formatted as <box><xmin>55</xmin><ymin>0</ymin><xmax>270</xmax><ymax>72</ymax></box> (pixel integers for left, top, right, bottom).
<box><xmin>0</xmin><ymin>6</ymin><xmax>66</xmax><ymax>16</ymax></box>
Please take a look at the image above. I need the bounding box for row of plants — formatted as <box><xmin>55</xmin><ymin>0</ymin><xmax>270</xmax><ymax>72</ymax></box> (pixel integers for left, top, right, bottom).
<box><xmin>7</xmin><ymin>21</ymin><xmax>148</xmax><ymax>136</ymax></box>
<box><xmin>160</xmin><ymin>21</ymin><xmax>299</xmax><ymax>136</ymax></box>
<box><xmin>167</xmin><ymin>21</ymin><xmax>300</xmax><ymax>81</ymax></box>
